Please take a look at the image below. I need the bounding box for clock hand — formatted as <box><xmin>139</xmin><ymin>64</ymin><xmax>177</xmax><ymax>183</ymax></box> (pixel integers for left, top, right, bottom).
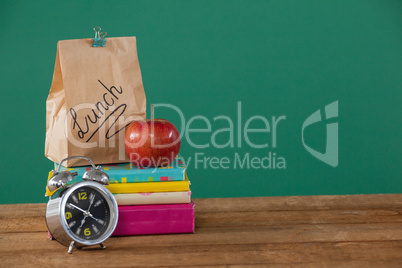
<box><xmin>79</xmin><ymin>215</ymin><xmax>88</xmax><ymax>228</ymax></box>
<box><xmin>88</xmin><ymin>214</ymin><xmax>100</xmax><ymax>222</ymax></box>
<box><xmin>87</xmin><ymin>194</ymin><xmax>95</xmax><ymax>212</ymax></box>
<box><xmin>68</xmin><ymin>203</ymin><xmax>86</xmax><ymax>214</ymax></box>
<box><xmin>69</xmin><ymin>202</ymin><xmax>102</xmax><ymax>226</ymax></box>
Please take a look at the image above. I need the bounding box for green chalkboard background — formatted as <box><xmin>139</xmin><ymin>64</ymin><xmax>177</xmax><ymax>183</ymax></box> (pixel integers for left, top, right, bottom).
<box><xmin>0</xmin><ymin>0</ymin><xmax>401</xmax><ymax>204</ymax></box>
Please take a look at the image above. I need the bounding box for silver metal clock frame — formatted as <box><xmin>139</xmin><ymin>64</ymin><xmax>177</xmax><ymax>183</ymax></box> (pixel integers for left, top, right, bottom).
<box><xmin>46</xmin><ymin>181</ymin><xmax>119</xmax><ymax>253</ymax></box>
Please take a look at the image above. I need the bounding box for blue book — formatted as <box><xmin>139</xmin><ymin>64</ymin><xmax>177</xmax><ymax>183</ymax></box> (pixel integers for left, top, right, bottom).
<box><xmin>55</xmin><ymin>155</ymin><xmax>186</xmax><ymax>183</ymax></box>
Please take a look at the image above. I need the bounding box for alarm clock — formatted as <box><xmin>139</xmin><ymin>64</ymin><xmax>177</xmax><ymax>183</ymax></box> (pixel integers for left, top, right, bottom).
<box><xmin>45</xmin><ymin>156</ymin><xmax>118</xmax><ymax>254</ymax></box>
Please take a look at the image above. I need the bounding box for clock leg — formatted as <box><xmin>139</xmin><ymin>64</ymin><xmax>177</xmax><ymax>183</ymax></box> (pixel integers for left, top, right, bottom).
<box><xmin>68</xmin><ymin>241</ymin><xmax>75</xmax><ymax>254</ymax></box>
<box><xmin>100</xmin><ymin>243</ymin><xmax>106</xmax><ymax>249</ymax></box>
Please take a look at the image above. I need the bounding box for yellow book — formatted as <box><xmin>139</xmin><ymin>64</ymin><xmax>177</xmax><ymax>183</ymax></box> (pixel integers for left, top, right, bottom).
<box><xmin>106</xmin><ymin>174</ymin><xmax>190</xmax><ymax>194</ymax></box>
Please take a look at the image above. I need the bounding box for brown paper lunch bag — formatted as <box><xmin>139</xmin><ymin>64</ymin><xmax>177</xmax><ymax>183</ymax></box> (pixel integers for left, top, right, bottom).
<box><xmin>45</xmin><ymin>37</ymin><xmax>146</xmax><ymax>167</ymax></box>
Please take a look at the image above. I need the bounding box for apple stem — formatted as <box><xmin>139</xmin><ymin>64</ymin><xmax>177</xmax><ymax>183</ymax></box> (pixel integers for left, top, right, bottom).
<box><xmin>151</xmin><ymin>104</ymin><xmax>154</xmax><ymax>120</ymax></box>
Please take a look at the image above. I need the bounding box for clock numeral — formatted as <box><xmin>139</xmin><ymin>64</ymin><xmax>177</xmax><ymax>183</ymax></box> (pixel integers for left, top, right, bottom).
<box><xmin>65</xmin><ymin>212</ymin><xmax>72</xmax><ymax>219</ymax></box>
<box><xmin>78</xmin><ymin>192</ymin><xmax>87</xmax><ymax>200</ymax></box>
<box><xmin>84</xmin><ymin>228</ymin><xmax>91</xmax><ymax>236</ymax></box>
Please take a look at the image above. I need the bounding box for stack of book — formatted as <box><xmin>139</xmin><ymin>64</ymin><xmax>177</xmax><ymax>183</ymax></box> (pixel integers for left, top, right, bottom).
<box><xmin>54</xmin><ymin>155</ymin><xmax>194</xmax><ymax>236</ymax></box>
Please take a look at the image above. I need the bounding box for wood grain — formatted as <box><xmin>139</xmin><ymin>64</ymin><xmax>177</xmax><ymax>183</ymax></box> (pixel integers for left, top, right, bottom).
<box><xmin>1</xmin><ymin>194</ymin><xmax>402</xmax><ymax>267</ymax></box>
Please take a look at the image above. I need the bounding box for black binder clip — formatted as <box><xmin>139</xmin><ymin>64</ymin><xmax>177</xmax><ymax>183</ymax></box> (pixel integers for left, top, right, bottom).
<box><xmin>93</xmin><ymin>27</ymin><xmax>107</xmax><ymax>47</ymax></box>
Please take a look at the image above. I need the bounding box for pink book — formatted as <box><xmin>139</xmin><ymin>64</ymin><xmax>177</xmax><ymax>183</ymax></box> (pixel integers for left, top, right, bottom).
<box><xmin>112</xmin><ymin>203</ymin><xmax>195</xmax><ymax>236</ymax></box>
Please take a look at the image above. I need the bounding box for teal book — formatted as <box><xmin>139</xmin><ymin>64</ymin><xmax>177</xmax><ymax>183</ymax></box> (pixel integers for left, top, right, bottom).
<box><xmin>55</xmin><ymin>155</ymin><xmax>187</xmax><ymax>184</ymax></box>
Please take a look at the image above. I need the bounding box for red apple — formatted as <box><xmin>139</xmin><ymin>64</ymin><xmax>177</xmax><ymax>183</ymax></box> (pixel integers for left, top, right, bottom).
<box><xmin>124</xmin><ymin>119</ymin><xmax>181</xmax><ymax>167</ymax></box>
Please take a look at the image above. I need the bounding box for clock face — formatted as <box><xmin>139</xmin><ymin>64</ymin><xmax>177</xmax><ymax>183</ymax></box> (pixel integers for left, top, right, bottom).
<box><xmin>63</xmin><ymin>186</ymin><xmax>111</xmax><ymax>241</ymax></box>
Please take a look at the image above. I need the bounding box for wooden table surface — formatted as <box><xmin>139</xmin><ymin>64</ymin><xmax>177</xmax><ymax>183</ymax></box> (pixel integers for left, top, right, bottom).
<box><xmin>1</xmin><ymin>194</ymin><xmax>402</xmax><ymax>267</ymax></box>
